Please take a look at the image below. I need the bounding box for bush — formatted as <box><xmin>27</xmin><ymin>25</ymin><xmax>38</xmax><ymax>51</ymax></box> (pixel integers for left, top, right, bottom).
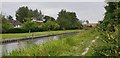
<box><xmin>93</xmin><ymin>45</ymin><xmax>118</xmax><ymax>56</ymax></box>
<box><xmin>39</xmin><ymin>20</ymin><xmax>60</xmax><ymax>31</ymax></box>
<box><xmin>7</xmin><ymin>28</ymin><xmax>26</xmax><ymax>33</ymax></box>
<box><xmin>2</xmin><ymin>21</ymin><xmax>14</xmax><ymax>33</ymax></box>
<box><xmin>21</xmin><ymin>21</ymin><xmax>39</xmax><ymax>32</ymax></box>
<box><xmin>93</xmin><ymin>26</ymin><xmax>119</xmax><ymax>56</ymax></box>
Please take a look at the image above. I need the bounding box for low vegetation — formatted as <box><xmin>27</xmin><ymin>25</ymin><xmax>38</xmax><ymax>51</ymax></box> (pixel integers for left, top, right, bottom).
<box><xmin>6</xmin><ymin>29</ymin><xmax>99</xmax><ymax>56</ymax></box>
<box><xmin>92</xmin><ymin>2</ymin><xmax>120</xmax><ymax>56</ymax></box>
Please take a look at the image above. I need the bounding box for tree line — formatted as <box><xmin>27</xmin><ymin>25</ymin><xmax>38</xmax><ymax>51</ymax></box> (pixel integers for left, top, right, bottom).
<box><xmin>0</xmin><ymin>6</ymin><xmax>83</xmax><ymax>33</ymax></box>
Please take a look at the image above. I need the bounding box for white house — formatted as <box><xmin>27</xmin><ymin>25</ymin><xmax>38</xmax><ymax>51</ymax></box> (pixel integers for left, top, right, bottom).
<box><xmin>31</xmin><ymin>17</ymin><xmax>45</xmax><ymax>23</ymax></box>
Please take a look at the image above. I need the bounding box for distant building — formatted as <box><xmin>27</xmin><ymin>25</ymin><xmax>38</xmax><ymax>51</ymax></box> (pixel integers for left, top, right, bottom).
<box><xmin>8</xmin><ymin>19</ymin><xmax>22</xmax><ymax>28</ymax></box>
<box><xmin>82</xmin><ymin>23</ymin><xmax>98</xmax><ymax>27</ymax></box>
<box><xmin>31</xmin><ymin>17</ymin><xmax>45</xmax><ymax>23</ymax></box>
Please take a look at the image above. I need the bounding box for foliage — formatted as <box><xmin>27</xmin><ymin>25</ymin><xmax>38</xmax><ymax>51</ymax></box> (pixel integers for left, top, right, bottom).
<box><xmin>7</xmin><ymin>28</ymin><xmax>26</xmax><ymax>33</ymax></box>
<box><xmin>98</xmin><ymin>2</ymin><xmax>120</xmax><ymax>32</ymax></box>
<box><xmin>39</xmin><ymin>20</ymin><xmax>60</xmax><ymax>31</ymax></box>
<box><xmin>2</xmin><ymin>7</ymin><xmax>82</xmax><ymax>33</ymax></box>
<box><xmin>16</xmin><ymin>6</ymin><xmax>43</xmax><ymax>23</ymax></box>
<box><xmin>93</xmin><ymin>27</ymin><xmax>119</xmax><ymax>56</ymax></box>
<box><xmin>2</xmin><ymin>21</ymin><xmax>14</xmax><ymax>32</ymax></box>
<box><xmin>94</xmin><ymin>1</ymin><xmax>120</xmax><ymax>56</ymax></box>
<box><xmin>43</xmin><ymin>15</ymin><xmax>55</xmax><ymax>23</ymax></box>
<box><xmin>0</xmin><ymin>14</ymin><xmax>14</xmax><ymax>33</ymax></box>
<box><xmin>21</xmin><ymin>18</ymin><xmax>39</xmax><ymax>32</ymax></box>
<box><xmin>16</xmin><ymin>6</ymin><xmax>29</xmax><ymax>23</ymax></box>
<box><xmin>27</xmin><ymin>9</ymin><xmax>33</xmax><ymax>18</ymax></box>
<box><xmin>57</xmin><ymin>9</ymin><xmax>82</xmax><ymax>30</ymax></box>
<box><xmin>33</xmin><ymin>9</ymin><xmax>43</xmax><ymax>20</ymax></box>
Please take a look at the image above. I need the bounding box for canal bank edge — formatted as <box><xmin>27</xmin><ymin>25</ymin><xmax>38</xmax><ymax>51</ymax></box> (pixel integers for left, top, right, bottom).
<box><xmin>0</xmin><ymin>32</ymin><xmax>79</xmax><ymax>43</ymax></box>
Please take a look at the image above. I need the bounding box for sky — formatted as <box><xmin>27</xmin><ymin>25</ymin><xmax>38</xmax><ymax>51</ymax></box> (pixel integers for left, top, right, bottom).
<box><xmin>1</xmin><ymin>0</ymin><xmax>105</xmax><ymax>2</ymax></box>
<box><xmin>1</xmin><ymin>2</ymin><xmax>106</xmax><ymax>23</ymax></box>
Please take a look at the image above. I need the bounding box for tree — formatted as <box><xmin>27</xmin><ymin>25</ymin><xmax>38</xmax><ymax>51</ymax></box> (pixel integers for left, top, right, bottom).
<box><xmin>21</xmin><ymin>18</ymin><xmax>38</xmax><ymax>32</ymax></box>
<box><xmin>39</xmin><ymin>20</ymin><xmax>60</xmax><ymax>31</ymax></box>
<box><xmin>43</xmin><ymin>15</ymin><xmax>55</xmax><ymax>23</ymax></box>
<box><xmin>94</xmin><ymin>1</ymin><xmax>120</xmax><ymax>56</ymax></box>
<box><xmin>16</xmin><ymin>6</ymin><xmax>29</xmax><ymax>23</ymax></box>
<box><xmin>57</xmin><ymin>9</ymin><xmax>82</xmax><ymax>30</ymax></box>
<box><xmin>33</xmin><ymin>9</ymin><xmax>43</xmax><ymax>20</ymax></box>
<box><xmin>98</xmin><ymin>2</ymin><xmax>119</xmax><ymax>32</ymax></box>
<box><xmin>28</xmin><ymin>9</ymin><xmax>33</xmax><ymax>18</ymax></box>
<box><xmin>23</xmin><ymin>17</ymin><xmax>32</xmax><ymax>22</ymax></box>
<box><xmin>16</xmin><ymin>6</ymin><xmax>44</xmax><ymax>23</ymax></box>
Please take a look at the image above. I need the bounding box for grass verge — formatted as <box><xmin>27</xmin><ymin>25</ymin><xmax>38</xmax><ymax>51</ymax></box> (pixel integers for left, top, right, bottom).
<box><xmin>1</xmin><ymin>30</ymin><xmax>81</xmax><ymax>40</ymax></box>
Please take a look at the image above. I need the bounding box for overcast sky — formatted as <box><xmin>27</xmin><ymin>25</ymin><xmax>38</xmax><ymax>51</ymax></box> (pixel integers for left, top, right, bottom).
<box><xmin>1</xmin><ymin>0</ymin><xmax>105</xmax><ymax>2</ymax></box>
<box><xmin>2</xmin><ymin>2</ymin><xmax>106</xmax><ymax>23</ymax></box>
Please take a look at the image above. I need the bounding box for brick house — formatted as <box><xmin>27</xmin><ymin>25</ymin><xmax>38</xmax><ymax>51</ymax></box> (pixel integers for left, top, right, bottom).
<box><xmin>82</xmin><ymin>23</ymin><xmax>98</xmax><ymax>27</ymax></box>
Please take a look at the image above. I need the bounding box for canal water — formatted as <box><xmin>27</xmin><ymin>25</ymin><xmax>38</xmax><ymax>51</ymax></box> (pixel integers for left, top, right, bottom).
<box><xmin>0</xmin><ymin>32</ymin><xmax>79</xmax><ymax>56</ymax></box>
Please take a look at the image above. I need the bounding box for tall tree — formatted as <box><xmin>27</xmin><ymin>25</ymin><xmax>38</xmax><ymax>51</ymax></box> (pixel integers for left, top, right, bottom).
<box><xmin>16</xmin><ymin>6</ymin><xmax>44</xmax><ymax>23</ymax></box>
<box><xmin>57</xmin><ymin>9</ymin><xmax>82</xmax><ymax>30</ymax></box>
<box><xmin>94</xmin><ymin>1</ymin><xmax>120</xmax><ymax>56</ymax></box>
<box><xmin>43</xmin><ymin>15</ymin><xmax>55</xmax><ymax>23</ymax></box>
<box><xmin>28</xmin><ymin>9</ymin><xmax>33</xmax><ymax>18</ymax></box>
<box><xmin>33</xmin><ymin>9</ymin><xmax>43</xmax><ymax>20</ymax></box>
<box><xmin>98</xmin><ymin>2</ymin><xmax>118</xmax><ymax>32</ymax></box>
<box><xmin>16</xmin><ymin>6</ymin><xmax>29</xmax><ymax>23</ymax></box>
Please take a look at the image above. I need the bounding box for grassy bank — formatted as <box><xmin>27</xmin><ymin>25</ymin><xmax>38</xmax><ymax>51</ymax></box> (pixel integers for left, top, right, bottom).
<box><xmin>7</xmin><ymin>29</ymin><xmax>100</xmax><ymax>56</ymax></box>
<box><xmin>1</xmin><ymin>30</ymin><xmax>81</xmax><ymax>39</ymax></box>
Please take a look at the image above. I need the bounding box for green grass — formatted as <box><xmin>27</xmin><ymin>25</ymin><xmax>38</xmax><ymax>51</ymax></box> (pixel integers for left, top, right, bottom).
<box><xmin>84</xmin><ymin>30</ymin><xmax>108</xmax><ymax>56</ymax></box>
<box><xmin>69</xmin><ymin>29</ymin><xmax>100</xmax><ymax>56</ymax></box>
<box><xmin>7</xmin><ymin>29</ymin><xmax>100</xmax><ymax>56</ymax></box>
<box><xmin>1</xmin><ymin>30</ymin><xmax>81</xmax><ymax>39</ymax></box>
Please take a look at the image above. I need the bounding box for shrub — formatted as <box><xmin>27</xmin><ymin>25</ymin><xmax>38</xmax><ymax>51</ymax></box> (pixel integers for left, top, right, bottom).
<box><xmin>39</xmin><ymin>20</ymin><xmax>60</xmax><ymax>31</ymax></box>
<box><xmin>21</xmin><ymin>21</ymin><xmax>39</xmax><ymax>32</ymax></box>
<box><xmin>7</xmin><ymin>28</ymin><xmax>26</xmax><ymax>33</ymax></box>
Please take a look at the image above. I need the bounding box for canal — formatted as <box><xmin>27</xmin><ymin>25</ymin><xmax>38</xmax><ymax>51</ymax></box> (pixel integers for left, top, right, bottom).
<box><xmin>0</xmin><ymin>32</ymin><xmax>79</xmax><ymax>56</ymax></box>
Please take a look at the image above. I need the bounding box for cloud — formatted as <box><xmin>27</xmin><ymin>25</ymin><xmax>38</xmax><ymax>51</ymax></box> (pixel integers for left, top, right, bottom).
<box><xmin>41</xmin><ymin>8</ymin><xmax>60</xmax><ymax>19</ymax></box>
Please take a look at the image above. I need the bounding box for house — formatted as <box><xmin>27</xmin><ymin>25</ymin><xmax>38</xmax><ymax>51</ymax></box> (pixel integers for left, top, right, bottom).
<box><xmin>82</xmin><ymin>23</ymin><xmax>98</xmax><ymax>27</ymax></box>
<box><xmin>9</xmin><ymin>19</ymin><xmax>22</xmax><ymax>28</ymax></box>
<box><xmin>31</xmin><ymin>17</ymin><xmax>45</xmax><ymax>23</ymax></box>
